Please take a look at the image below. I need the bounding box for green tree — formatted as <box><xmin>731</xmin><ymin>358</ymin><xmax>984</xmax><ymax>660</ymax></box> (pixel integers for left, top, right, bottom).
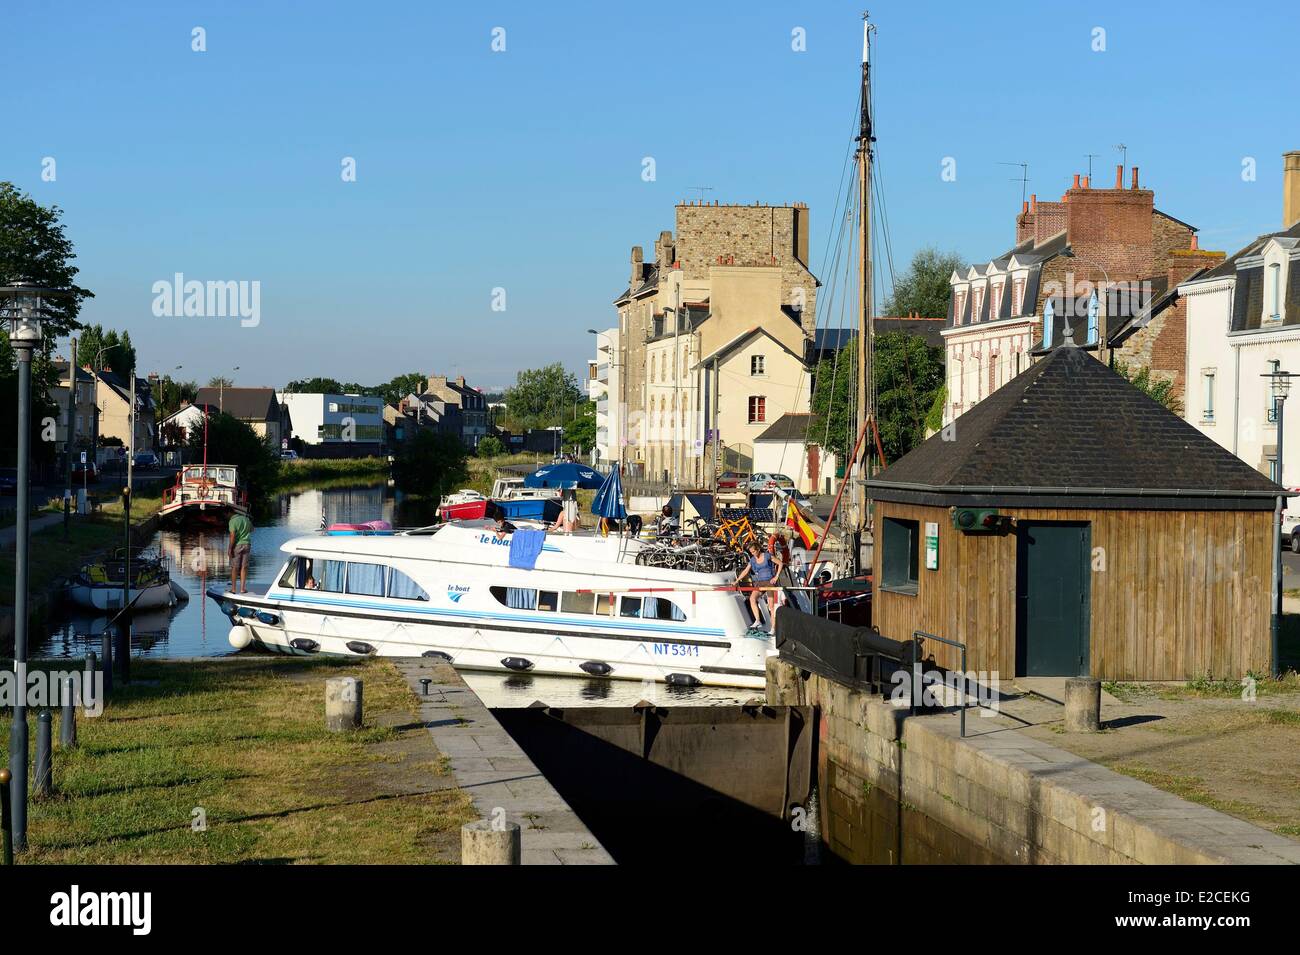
<box><xmin>1116</xmin><ymin>361</ymin><xmax>1183</xmax><ymax>415</ymax></box>
<box><xmin>283</xmin><ymin>377</ymin><xmax>345</xmax><ymax>394</ymax></box>
<box><xmin>504</xmin><ymin>363</ymin><xmax>581</xmax><ymax>429</ymax></box>
<box><xmin>563</xmin><ymin>400</ymin><xmax>596</xmax><ymax>453</ymax></box>
<box><xmin>153</xmin><ymin>375</ymin><xmax>198</xmax><ymax>419</ymax></box>
<box><xmin>381</xmin><ymin>372</ymin><xmax>427</xmax><ymax>407</ymax></box>
<box><xmin>186</xmin><ymin>410</ymin><xmax>278</xmax><ymax>500</ymax></box>
<box><xmin>0</xmin><ymin>181</ymin><xmax>94</xmax><ymax>339</ymax></box>
<box><xmin>476</xmin><ymin>435</ymin><xmax>505</xmax><ymax>458</ymax></box>
<box><xmin>883</xmin><ymin>247</ymin><xmax>963</xmax><ymax>319</ymax></box>
<box><xmin>810</xmin><ymin>357</ymin><xmax>853</xmax><ymax>463</ymax></box>
<box><xmin>393</xmin><ymin>430</ymin><xmax>469</xmax><ymax>498</ymax></box>
<box><xmin>207</xmin><ymin>375</ymin><xmax>234</xmax><ymax>389</ymax></box>
<box><xmin>875</xmin><ymin>332</ymin><xmax>945</xmax><ymax>463</ymax></box>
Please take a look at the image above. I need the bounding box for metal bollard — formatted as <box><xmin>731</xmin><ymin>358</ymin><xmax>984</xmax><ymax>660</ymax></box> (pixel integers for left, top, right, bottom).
<box><xmin>1064</xmin><ymin>677</ymin><xmax>1102</xmax><ymax>732</ymax></box>
<box><xmin>461</xmin><ymin>820</ymin><xmax>521</xmax><ymax>865</ymax></box>
<box><xmin>34</xmin><ymin>711</ymin><xmax>52</xmax><ymax>798</ymax></box>
<box><xmin>84</xmin><ymin>651</ymin><xmax>98</xmax><ymax>713</ymax></box>
<box><xmin>325</xmin><ymin>677</ymin><xmax>363</xmax><ymax>732</ymax></box>
<box><xmin>0</xmin><ymin>767</ymin><xmax>11</xmax><ymax>865</ymax></box>
<box><xmin>100</xmin><ymin>632</ymin><xmax>113</xmax><ymax>697</ymax></box>
<box><xmin>60</xmin><ymin>676</ymin><xmax>77</xmax><ymax>749</ymax></box>
<box><xmin>419</xmin><ymin>678</ymin><xmax>432</xmax><ymax>696</ymax></box>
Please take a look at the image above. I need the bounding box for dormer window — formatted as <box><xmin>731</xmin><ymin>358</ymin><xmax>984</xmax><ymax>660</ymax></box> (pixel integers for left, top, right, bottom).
<box><xmin>1013</xmin><ymin>278</ymin><xmax>1025</xmax><ymax>315</ymax></box>
<box><xmin>972</xmin><ymin>288</ymin><xmax>985</xmax><ymax>323</ymax></box>
<box><xmin>1268</xmin><ymin>263</ymin><xmax>1283</xmax><ymax>323</ymax></box>
<box><xmin>954</xmin><ymin>291</ymin><xmax>966</xmax><ymax>325</ymax></box>
<box><xmin>990</xmin><ymin>284</ymin><xmax>1003</xmax><ymax>318</ymax></box>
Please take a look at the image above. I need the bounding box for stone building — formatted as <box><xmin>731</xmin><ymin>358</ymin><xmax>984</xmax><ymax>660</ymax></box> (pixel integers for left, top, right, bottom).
<box><xmin>422</xmin><ymin>375</ymin><xmax>488</xmax><ymax>449</ymax></box>
<box><xmin>610</xmin><ymin>202</ymin><xmax>819</xmax><ymax>481</ymax></box>
<box><xmin>943</xmin><ymin>166</ymin><xmax>1211</xmax><ymax>423</ymax></box>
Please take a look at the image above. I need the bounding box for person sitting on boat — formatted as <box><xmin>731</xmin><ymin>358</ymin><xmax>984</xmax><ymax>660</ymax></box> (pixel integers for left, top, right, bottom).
<box><xmin>491</xmin><ymin>507</ymin><xmax>516</xmax><ymax>539</ymax></box>
<box><xmin>551</xmin><ymin>485</ymin><xmax>579</xmax><ymax>534</ymax></box>
<box><xmin>656</xmin><ymin>504</ymin><xmax>679</xmax><ymax>540</ymax></box>
<box><xmin>735</xmin><ymin>541</ymin><xmax>783</xmax><ymax>634</ymax></box>
<box><xmin>301</xmin><ymin>558</ymin><xmax>318</xmax><ymax>589</ymax></box>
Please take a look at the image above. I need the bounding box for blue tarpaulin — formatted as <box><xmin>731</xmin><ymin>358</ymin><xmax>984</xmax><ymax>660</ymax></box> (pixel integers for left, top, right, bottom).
<box><xmin>523</xmin><ymin>463</ymin><xmax>602</xmax><ymax>489</ymax></box>
<box><xmin>507</xmin><ymin>528</ymin><xmax>547</xmax><ymax>569</ymax></box>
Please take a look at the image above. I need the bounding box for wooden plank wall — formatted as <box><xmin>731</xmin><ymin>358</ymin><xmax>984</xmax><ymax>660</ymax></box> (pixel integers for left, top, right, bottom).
<box><xmin>872</xmin><ymin>501</ymin><xmax>1272</xmax><ymax>681</ymax></box>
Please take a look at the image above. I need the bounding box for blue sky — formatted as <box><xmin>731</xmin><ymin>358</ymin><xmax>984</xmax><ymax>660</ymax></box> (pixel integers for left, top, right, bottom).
<box><xmin>2</xmin><ymin>0</ymin><xmax>1295</xmax><ymax>391</ymax></box>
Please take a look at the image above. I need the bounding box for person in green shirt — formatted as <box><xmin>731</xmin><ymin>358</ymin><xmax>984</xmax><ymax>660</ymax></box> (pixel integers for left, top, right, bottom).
<box><xmin>228</xmin><ymin>512</ymin><xmax>254</xmax><ymax>594</ymax></box>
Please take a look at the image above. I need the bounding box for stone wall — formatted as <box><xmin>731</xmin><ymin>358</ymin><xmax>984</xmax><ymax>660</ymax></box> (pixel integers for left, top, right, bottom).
<box><xmin>767</xmin><ymin>659</ymin><xmax>1300</xmax><ymax>865</ymax></box>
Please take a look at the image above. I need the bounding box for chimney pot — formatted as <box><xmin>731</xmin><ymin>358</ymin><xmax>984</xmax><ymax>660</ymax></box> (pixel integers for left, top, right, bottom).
<box><xmin>1115</xmin><ymin>164</ymin><xmax>1124</xmax><ymax>189</ymax></box>
<box><xmin>1030</xmin><ymin>193</ymin><xmax>1037</xmax><ymax>210</ymax></box>
<box><xmin>1022</xmin><ymin>200</ymin><xmax>1029</xmax><ymax>215</ymax></box>
<box><xmin>1284</xmin><ymin>151</ymin><xmax>1300</xmax><ymax>227</ymax></box>
<box><xmin>1082</xmin><ymin>175</ymin><xmax>1090</xmax><ymax>189</ymax></box>
<box><xmin>1190</xmin><ymin>234</ymin><xmax>1199</xmax><ymax>251</ymax></box>
<box><xmin>1131</xmin><ymin>166</ymin><xmax>1140</xmax><ymax>189</ymax></box>
<box><xmin>1072</xmin><ymin>173</ymin><xmax>1081</xmax><ymax>189</ymax></box>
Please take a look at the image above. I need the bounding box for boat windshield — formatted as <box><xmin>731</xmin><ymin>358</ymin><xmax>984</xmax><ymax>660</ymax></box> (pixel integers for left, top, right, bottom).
<box><xmin>182</xmin><ymin>466</ymin><xmax>237</xmax><ymax>485</ymax></box>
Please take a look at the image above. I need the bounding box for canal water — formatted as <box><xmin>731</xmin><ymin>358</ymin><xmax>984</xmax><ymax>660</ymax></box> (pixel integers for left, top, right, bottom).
<box><xmin>36</xmin><ymin>481</ymin><xmax>751</xmax><ymax>709</ymax></box>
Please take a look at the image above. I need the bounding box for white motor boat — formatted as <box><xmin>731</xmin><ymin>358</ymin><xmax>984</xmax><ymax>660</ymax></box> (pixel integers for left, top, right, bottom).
<box><xmin>208</xmin><ymin>520</ymin><xmax>776</xmax><ymax>688</ymax></box>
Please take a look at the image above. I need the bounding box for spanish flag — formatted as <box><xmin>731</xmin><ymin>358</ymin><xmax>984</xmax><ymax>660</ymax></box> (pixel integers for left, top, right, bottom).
<box><xmin>786</xmin><ymin>500</ymin><xmax>817</xmax><ymax>549</ymax></box>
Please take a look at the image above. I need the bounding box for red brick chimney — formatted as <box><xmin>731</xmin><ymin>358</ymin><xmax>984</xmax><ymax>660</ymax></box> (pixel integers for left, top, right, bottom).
<box><xmin>1115</xmin><ymin>164</ymin><xmax>1124</xmax><ymax>189</ymax></box>
<box><xmin>1131</xmin><ymin>166</ymin><xmax>1140</xmax><ymax>190</ymax></box>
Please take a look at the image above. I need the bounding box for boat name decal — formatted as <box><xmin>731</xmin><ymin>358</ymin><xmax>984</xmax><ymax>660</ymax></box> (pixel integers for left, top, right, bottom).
<box><xmin>446</xmin><ymin>585</ymin><xmax>470</xmax><ymax>603</ymax></box>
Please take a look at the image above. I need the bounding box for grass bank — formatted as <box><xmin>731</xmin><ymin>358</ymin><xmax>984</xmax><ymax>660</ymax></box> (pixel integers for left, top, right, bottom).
<box><xmin>274</xmin><ymin>456</ymin><xmax>390</xmax><ymax>487</ymax></box>
<box><xmin>3</xmin><ymin>656</ymin><xmax>475</xmax><ymax>864</ymax></box>
<box><xmin>0</xmin><ymin>493</ymin><xmax>162</xmax><ymax>609</ymax></box>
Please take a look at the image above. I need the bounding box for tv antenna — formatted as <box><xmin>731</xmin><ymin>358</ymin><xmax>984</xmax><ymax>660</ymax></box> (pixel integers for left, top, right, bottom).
<box><xmin>1115</xmin><ymin>143</ymin><xmax>1128</xmax><ymax>168</ymax></box>
<box><xmin>998</xmin><ymin>161</ymin><xmax>1030</xmax><ymax>204</ymax></box>
<box><xmin>1085</xmin><ymin>153</ymin><xmax>1099</xmax><ymax>179</ymax></box>
<box><xmin>687</xmin><ymin>185</ymin><xmax>714</xmax><ymax>203</ymax></box>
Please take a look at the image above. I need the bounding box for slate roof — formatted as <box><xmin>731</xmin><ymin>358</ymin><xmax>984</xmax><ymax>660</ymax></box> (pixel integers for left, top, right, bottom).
<box><xmin>195</xmin><ymin>386</ymin><xmax>279</xmax><ymax>422</ymax></box>
<box><xmin>756</xmin><ymin>413</ymin><xmax>813</xmax><ymax>442</ymax></box>
<box><xmin>871</xmin><ymin>344</ymin><xmax>1284</xmax><ymax>510</ymax></box>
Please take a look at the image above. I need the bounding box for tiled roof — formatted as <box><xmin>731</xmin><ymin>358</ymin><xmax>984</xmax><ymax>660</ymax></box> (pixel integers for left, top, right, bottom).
<box><xmin>195</xmin><ymin>386</ymin><xmax>278</xmax><ymax>422</ymax></box>
<box><xmin>872</xmin><ymin>344</ymin><xmax>1283</xmax><ymax>506</ymax></box>
<box><xmin>755</xmin><ymin>413</ymin><xmax>813</xmax><ymax>442</ymax></box>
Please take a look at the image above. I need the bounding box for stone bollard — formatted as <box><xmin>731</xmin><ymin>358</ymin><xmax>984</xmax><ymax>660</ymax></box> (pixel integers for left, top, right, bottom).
<box><xmin>1064</xmin><ymin>677</ymin><xmax>1102</xmax><ymax>732</ymax></box>
<box><xmin>325</xmin><ymin>677</ymin><xmax>363</xmax><ymax>732</ymax></box>
<box><xmin>461</xmin><ymin>820</ymin><xmax>521</xmax><ymax>865</ymax></box>
<box><xmin>34</xmin><ymin>710</ymin><xmax>53</xmax><ymax>797</ymax></box>
<box><xmin>60</xmin><ymin>676</ymin><xmax>77</xmax><ymax>748</ymax></box>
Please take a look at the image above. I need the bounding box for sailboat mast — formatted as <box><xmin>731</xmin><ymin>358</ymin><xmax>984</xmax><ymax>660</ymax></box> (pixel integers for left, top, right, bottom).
<box><xmin>853</xmin><ymin>13</ymin><xmax>874</xmax><ymax>558</ymax></box>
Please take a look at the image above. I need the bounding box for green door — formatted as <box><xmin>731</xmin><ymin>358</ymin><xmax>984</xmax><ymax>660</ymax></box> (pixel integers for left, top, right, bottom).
<box><xmin>1016</xmin><ymin>522</ymin><xmax>1091</xmax><ymax>677</ymax></box>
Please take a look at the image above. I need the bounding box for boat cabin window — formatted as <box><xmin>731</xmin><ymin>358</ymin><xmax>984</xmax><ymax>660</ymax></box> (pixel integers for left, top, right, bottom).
<box><xmin>491</xmin><ymin>586</ymin><xmax>537</xmax><ymax>610</ymax></box>
<box><xmin>387</xmin><ymin>569</ymin><xmax>429</xmax><ymax>601</ymax></box>
<box><xmin>594</xmin><ymin>594</ymin><xmax>613</xmax><ymax>616</ymax></box>
<box><xmin>278</xmin><ymin>558</ymin><xmax>303</xmax><ymax>589</ymax></box>
<box><xmin>346</xmin><ymin>562</ymin><xmax>387</xmax><ymax>597</ymax></box>
<box><xmin>619</xmin><ymin>596</ymin><xmax>642</xmax><ymax>618</ymax></box>
<box><xmin>315</xmin><ymin>559</ymin><xmax>346</xmax><ymax>593</ymax></box>
<box><xmin>561</xmin><ymin>592</ymin><xmax>595</xmax><ymax>614</ymax></box>
<box><xmin>537</xmin><ymin>590</ymin><xmax>559</xmax><ymax>612</ymax></box>
<box><xmin>642</xmin><ymin>596</ymin><xmax>687</xmax><ymax>622</ymax></box>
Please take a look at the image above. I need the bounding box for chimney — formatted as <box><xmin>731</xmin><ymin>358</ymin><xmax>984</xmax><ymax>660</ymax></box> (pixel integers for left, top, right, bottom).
<box><xmin>1131</xmin><ymin>166</ymin><xmax>1140</xmax><ymax>190</ymax></box>
<box><xmin>456</xmin><ymin>375</ymin><xmax>465</xmax><ymax>388</ymax></box>
<box><xmin>1285</xmin><ymin>151</ymin><xmax>1300</xmax><ymax>226</ymax></box>
<box><xmin>1030</xmin><ymin>193</ymin><xmax>1037</xmax><ymax>211</ymax></box>
<box><xmin>630</xmin><ymin>245</ymin><xmax>644</xmax><ymax>286</ymax></box>
<box><xmin>1022</xmin><ymin>200</ymin><xmax>1029</xmax><ymax>215</ymax></box>
<box><xmin>1082</xmin><ymin>175</ymin><xmax>1091</xmax><ymax>189</ymax></box>
<box><xmin>1072</xmin><ymin>173</ymin><xmax>1081</xmax><ymax>189</ymax></box>
<box><xmin>1115</xmin><ymin>164</ymin><xmax>1124</xmax><ymax>189</ymax></box>
<box><xmin>1190</xmin><ymin>234</ymin><xmax>1199</xmax><ymax>251</ymax></box>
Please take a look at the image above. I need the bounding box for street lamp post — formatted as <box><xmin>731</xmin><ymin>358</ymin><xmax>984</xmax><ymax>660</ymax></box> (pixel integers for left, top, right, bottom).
<box><xmin>220</xmin><ymin>367</ymin><xmax>240</xmax><ymax>414</ymax></box>
<box><xmin>1</xmin><ymin>280</ymin><xmax>65</xmax><ymax>852</ymax></box>
<box><xmin>1265</xmin><ymin>368</ymin><xmax>1294</xmax><ymax>677</ymax></box>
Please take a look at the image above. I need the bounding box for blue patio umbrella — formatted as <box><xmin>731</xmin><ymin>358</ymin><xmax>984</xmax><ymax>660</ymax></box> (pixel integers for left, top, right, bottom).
<box><xmin>523</xmin><ymin>462</ymin><xmax>603</xmax><ymax>489</ymax></box>
<box><xmin>590</xmin><ymin>465</ymin><xmax>627</xmax><ymax>520</ymax></box>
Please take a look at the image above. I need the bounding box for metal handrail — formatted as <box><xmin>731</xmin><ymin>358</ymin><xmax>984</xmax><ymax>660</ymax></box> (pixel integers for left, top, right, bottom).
<box><xmin>911</xmin><ymin>629</ymin><xmax>970</xmax><ymax>738</ymax></box>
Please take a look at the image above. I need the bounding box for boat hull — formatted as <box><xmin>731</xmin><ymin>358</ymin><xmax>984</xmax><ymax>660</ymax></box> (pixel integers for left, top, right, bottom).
<box><xmin>68</xmin><ymin>580</ymin><xmax>177</xmax><ymax>612</ymax></box>
<box><xmin>209</xmin><ymin>589</ymin><xmax>770</xmax><ymax>690</ymax></box>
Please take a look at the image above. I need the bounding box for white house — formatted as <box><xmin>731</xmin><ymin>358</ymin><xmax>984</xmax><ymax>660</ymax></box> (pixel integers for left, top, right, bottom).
<box><xmin>277</xmin><ymin>392</ymin><xmax>384</xmax><ymax>457</ymax></box>
<box><xmin>1181</xmin><ymin>152</ymin><xmax>1300</xmax><ymax>499</ymax></box>
<box><xmin>590</xmin><ymin>326</ymin><xmax>620</xmax><ymax>465</ymax></box>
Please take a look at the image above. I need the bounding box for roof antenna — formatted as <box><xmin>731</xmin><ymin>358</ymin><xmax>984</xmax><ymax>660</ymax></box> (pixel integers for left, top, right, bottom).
<box><xmin>1085</xmin><ymin>153</ymin><xmax>1099</xmax><ymax>180</ymax></box>
<box><xmin>998</xmin><ymin>161</ymin><xmax>1030</xmax><ymax>204</ymax></box>
<box><xmin>688</xmin><ymin>185</ymin><xmax>714</xmax><ymax>203</ymax></box>
<box><xmin>1115</xmin><ymin>143</ymin><xmax>1128</xmax><ymax>169</ymax></box>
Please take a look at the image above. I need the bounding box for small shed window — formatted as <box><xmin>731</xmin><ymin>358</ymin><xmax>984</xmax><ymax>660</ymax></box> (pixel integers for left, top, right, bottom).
<box><xmin>881</xmin><ymin>517</ymin><xmax>920</xmax><ymax>593</ymax></box>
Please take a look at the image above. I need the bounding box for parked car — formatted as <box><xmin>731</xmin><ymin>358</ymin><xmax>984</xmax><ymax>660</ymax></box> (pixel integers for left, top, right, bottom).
<box><xmin>133</xmin><ymin>451</ymin><xmax>160</xmax><ymax>469</ymax></box>
<box><xmin>747</xmin><ymin>472</ymin><xmax>796</xmax><ymax>492</ymax></box>
<box><xmin>71</xmin><ymin>460</ymin><xmax>98</xmax><ymax>482</ymax></box>
<box><xmin>1282</xmin><ymin>496</ymin><xmax>1300</xmax><ymax>552</ymax></box>
<box><xmin>280</xmin><ymin>449</ymin><xmax>300</xmax><ymax>461</ymax></box>
<box><xmin>0</xmin><ymin>467</ymin><xmax>17</xmax><ymax>495</ymax></box>
<box><xmin>716</xmin><ymin>471</ymin><xmax>749</xmax><ymax>490</ymax></box>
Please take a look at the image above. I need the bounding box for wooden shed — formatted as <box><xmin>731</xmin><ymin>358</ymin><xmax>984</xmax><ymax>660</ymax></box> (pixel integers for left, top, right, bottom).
<box><xmin>869</xmin><ymin>344</ymin><xmax>1284</xmax><ymax>681</ymax></box>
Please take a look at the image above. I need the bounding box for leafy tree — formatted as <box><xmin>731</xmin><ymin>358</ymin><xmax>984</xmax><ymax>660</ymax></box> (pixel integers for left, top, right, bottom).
<box><xmin>882</xmin><ymin>246</ymin><xmax>963</xmax><ymax>319</ymax></box>
<box><xmin>504</xmin><ymin>363</ymin><xmax>581</xmax><ymax>429</ymax></box>
<box><xmin>810</xmin><ymin>356</ymin><xmax>854</xmax><ymax>463</ymax></box>
<box><xmin>207</xmin><ymin>375</ymin><xmax>235</xmax><ymax>389</ymax></box>
<box><xmin>381</xmin><ymin>372</ymin><xmax>427</xmax><ymax>407</ymax></box>
<box><xmin>476</xmin><ymin>435</ymin><xmax>505</xmax><ymax>458</ymax></box>
<box><xmin>875</xmin><ymin>332</ymin><xmax>945</xmax><ymax>463</ymax></box>
<box><xmin>1116</xmin><ymin>361</ymin><xmax>1182</xmax><ymax>415</ymax></box>
<box><xmin>393</xmin><ymin>430</ymin><xmax>469</xmax><ymax>498</ymax></box>
<box><xmin>0</xmin><ymin>181</ymin><xmax>94</xmax><ymax>339</ymax></box>
<box><xmin>186</xmin><ymin>410</ymin><xmax>278</xmax><ymax>499</ymax></box>
<box><xmin>153</xmin><ymin>375</ymin><xmax>198</xmax><ymax>419</ymax></box>
<box><xmin>563</xmin><ymin>401</ymin><xmax>596</xmax><ymax>453</ymax></box>
<box><xmin>283</xmin><ymin>376</ymin><xmax>345</xmax><ymax>394</ymax></box>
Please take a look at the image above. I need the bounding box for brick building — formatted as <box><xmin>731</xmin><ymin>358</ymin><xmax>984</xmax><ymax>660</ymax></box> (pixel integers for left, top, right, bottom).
<box><xmin>609</xmin><ymin>202</ymin><xmax>819</xmax><ymax>480</ymax></box>
<box><xmin>943</xmin><ymin>166</ymin><xmax>1211</xmax><ymax>423</ymax></box>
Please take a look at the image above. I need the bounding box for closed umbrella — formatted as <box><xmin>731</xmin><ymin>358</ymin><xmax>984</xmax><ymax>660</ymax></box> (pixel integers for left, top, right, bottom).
<box><xmin>591</xmin><ymin>465</ymin><xmax>627</xmax><ymax>521</ymax></box>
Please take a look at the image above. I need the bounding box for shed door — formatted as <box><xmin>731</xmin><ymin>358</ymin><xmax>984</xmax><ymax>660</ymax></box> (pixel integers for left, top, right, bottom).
<box><xmin>1016</xmin><ymin>522</ymin><xmax>1091</xmax><ymax>677</ymax></box>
